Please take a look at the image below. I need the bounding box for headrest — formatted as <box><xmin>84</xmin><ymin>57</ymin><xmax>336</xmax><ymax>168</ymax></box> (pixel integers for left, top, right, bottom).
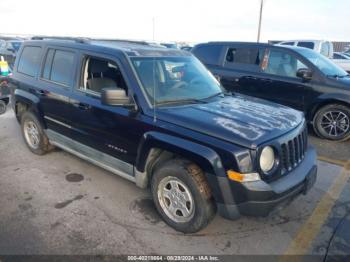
<box><xmin>89</xmin><ymin>59</ymin><xmax>109</xmax><ymax>74</ymax></box>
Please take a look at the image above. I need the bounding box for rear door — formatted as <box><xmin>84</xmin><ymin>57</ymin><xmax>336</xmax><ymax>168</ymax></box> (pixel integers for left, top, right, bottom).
<box><xmin>219</xmin><ymin>45</ymin><xmax>266</xmax><ymax>98</ymax></box>
<box><xmin>37</xmin><ymin>47</ymin><xmax>78</xmax><ymax>138</ymax></box>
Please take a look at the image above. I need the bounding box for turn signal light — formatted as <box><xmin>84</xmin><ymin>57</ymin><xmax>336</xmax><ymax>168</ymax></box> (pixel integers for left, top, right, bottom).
<box><xmin>227</xmin><ymin>170</ymin><xmax>260</xmax><ymax>182</ymax></box>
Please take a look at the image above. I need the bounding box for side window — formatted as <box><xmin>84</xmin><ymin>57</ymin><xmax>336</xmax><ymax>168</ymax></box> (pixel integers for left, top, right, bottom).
<box><xmin>297</xmin><ymin>42</ymin><xmax>315</xmax><ymax>50</ymax></box>
<box><xmin>79</xmin><ymin>56</ymin><xmax>127</xmax><ymax>96</ymax></box>
<box><xmin>50</xmin><ymin>50</ymin><xmax>75</xmax><ymax>86</ymax></box>
<box><xmin>281</xmin><ymin>42</ymin><xmax>294</xmax><ymax>46</ymax></box>
<box><xmin>225</xmin><ymin>48</ymin><xmax>264</xmax><ymax>65</ymax></box>
<box><xmin>333</xmin><ymin>53</ymin><xmax>343</xmax><ymax>59</ymax></box>
<box><xmin>18</xmin><ymin>46</ymin><xmax>42</xmax><ymax>77</ymax></box>
<box><xmin>264</xmin><ymin>49</ymin><xmax>308</xmax><ymax>78</ymax></box>
<box><xmin>42</xmin><ymin>49</ymin><xmax>55</xmax><ymax>79</ymax></box>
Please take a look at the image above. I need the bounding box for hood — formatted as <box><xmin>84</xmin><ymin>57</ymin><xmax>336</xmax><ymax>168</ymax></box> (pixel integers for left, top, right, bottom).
<box><xmin>332</xmin><ymin>76</ymin><xmax>350</xmax><ymax>87</ymax></box>
<box><xmin>156</xmin><ymin>95</ymin><xmax>304</xmax><ymax>149</ymax></box>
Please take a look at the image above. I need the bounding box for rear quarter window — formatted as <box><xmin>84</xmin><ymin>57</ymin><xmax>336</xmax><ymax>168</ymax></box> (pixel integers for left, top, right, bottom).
<box><xmin>17</xmin><ymin>46</ymin><xmax>42</xmax><ymax>77</ymax></box>
<box><xmin>192</xmin><ymin>45</ymin><xmax>223</xmax><ymax>65</ymax></box>
<box><xmin>224</xmin><ymin>47</ymin><xmax>265</xmax><ymax>71</ymax></box>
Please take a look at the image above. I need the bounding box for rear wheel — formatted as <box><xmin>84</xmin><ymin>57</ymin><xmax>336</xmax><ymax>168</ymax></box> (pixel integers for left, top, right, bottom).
<box><xmin>0</xmin><ymin>100</ymin><xmax>6</xmax><ymax>115</ymax></box>
<box><xmin>21</xmin><ymin>111</ymin><xmax>54</xmax><ymax>155</ymax></box>
<box><xmin>313</xmin><ymin>104</ymin><xmax>350</xmax><ymax>141</ymax></box>
<box><xmin>151</xmin><ymin>159</ymin><xmax>216</xmax><ymax>233</ymax></box>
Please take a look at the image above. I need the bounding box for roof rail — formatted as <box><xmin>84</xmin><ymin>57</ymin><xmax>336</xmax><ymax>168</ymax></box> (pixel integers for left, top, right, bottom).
<box><xmin>91</xmin><ymin>38</ymin><xmax>150</xmax><ymax>46</ymax></box>
<box><xmin>31</xmin><ymin>36</ymin><xmax>89</xmax><ymax>44</ymax></box>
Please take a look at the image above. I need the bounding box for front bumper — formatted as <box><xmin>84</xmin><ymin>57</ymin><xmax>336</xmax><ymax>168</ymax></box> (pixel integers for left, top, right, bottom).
<box><xmin>217</xmin><ymin>145</ymin><xmax>317</xmax><ymax>220</ymax></box>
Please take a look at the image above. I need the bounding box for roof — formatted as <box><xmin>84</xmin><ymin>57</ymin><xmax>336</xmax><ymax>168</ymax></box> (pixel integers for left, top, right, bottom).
<box><xmin>196</xmin><ymin>41</ymin><xmax>273</xmax><ymax>48</ymax></box>
<box><xmin>24</xmin><ymin>37</ymin><xmax>190</xmax><ymax>57</ymax></box>
<box><xmin>278</xmin><ymin>39</ymin><xmax>329</xmax><ymax>43</ymax></box>
<box><xmin>194</xmin><ymin>41</ymin><xmax>314</xmax><ymax>52</ymax></box>
<box><xmin>277</xmin><ymin>45</ymin><xmax>313</xmax><ymax>52</ymax></box>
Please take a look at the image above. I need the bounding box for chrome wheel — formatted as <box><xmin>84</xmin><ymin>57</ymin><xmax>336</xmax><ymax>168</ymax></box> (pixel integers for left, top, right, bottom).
<box><xmin>157</xmin><ymin>176</ymin><xmax>195</xmax><ymax>223</ymax></box>
<box><xmin>24</xmin><ymin>120</ymin><xmax>40</xmax><ymax>149</ymax></box>
<box><xmin>320</xmin><ymin>111</ymin><xmax>350</xmax><ymax>137</ymax></box>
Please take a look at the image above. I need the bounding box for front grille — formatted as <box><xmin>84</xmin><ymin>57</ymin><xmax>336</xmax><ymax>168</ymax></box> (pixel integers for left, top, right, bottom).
<box><xmin>280</xmin><ymin>127</ymin><xmax>308</xmax><ymax>175</ymax></box>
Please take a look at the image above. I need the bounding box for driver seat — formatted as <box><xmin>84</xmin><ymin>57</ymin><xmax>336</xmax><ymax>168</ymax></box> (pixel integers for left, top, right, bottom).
<box><xmin>87</xmin><ymin>59</ymin><xmax>117</xmax><ymax>93</ymax></box>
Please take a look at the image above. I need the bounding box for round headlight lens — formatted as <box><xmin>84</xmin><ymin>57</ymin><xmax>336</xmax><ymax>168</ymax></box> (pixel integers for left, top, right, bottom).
<box><xmin>260</xmin><ymin>146</ymin><xmax>275</xmax><ymax>172</ymax></box>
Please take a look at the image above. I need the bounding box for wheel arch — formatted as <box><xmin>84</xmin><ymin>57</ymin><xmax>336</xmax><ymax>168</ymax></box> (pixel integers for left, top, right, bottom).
<box><xmin>14</xmin><ymin>89</ymin><xmax>45</xmax><ymax>126</ymax></box>
<box><xmin>307</xmin><ymin>95</ymin><xmax>350</xmax><ymax>122</ymax></box>
<box><xmin>134</xmin><ymin>131</ymin><xmax>228</xmax><ymax>202</ymax></box>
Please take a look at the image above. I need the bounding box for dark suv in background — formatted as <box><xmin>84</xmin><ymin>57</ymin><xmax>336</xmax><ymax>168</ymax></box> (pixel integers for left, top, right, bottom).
<box><xmin>10</xmin><ymin>38</ymin><xmax>317</xmax><ymax>233</ymax></box>
<box><xmin>192</xmin><ymin>42</ymin><xmax>350</xmax><ymax>141</ymax></box>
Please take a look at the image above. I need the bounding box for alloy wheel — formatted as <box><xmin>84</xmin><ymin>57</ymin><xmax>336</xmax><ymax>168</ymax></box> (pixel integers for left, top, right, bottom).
<box><xmin>157</xmin><ymin>176</ymin><xmax>195</xmax><ymax>223</ymax></box>
<box><xmin>320</xmin><ymin>111</ymin><xmax>350</xmax><ymax>138</ymax></box>
<box><xmin>24</xmin><ymin>120</ymin><xmax>40</xmax><ymax>149</ymax></box>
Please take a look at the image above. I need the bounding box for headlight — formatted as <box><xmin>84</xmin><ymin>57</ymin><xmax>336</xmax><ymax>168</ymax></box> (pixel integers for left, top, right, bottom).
<box><xmin>259</xmin><ymin>146</ymin><xmax>275</xmax><ymax>173</ymax></box>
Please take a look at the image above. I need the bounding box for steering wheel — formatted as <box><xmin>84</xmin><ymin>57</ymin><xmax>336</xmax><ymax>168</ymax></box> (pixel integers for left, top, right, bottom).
<box><xmin>171</xmin><ymin>81</ymin><xmax>187</xmax><ymax>89</ymax></box>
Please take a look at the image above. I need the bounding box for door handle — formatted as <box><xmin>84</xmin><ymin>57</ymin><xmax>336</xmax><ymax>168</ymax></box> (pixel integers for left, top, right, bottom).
<box><xmin>73</xmin><ymin>102</ymin><xmax>91</xmax><ymax>110</ymax></box>
<box><xmin>35</xmin><ymin>89</ymin><xmax>46</xmax><ymax>96</ymax></box>
<box><xmin>245</xmin><ymin>76</ymin><xmax>256</xmax><ymax>80</ymax></box>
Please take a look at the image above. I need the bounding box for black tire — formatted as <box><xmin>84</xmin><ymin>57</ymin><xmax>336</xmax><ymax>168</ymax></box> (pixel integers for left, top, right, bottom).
<box><xmin>0</xmin><ymin>100</ymin><xmax>6</xmax><ymax>115</ymax></box>
<box><xmin>313</xmin><ymin>104</ymin><xmax>350</xmax><ymax>141</ymax></box>
<box><xmin>151</xmin><ymin>159</ymin><xmax>216</xmax><ymax>233</ymax></box>
<box><xmin>20</xmin><ymin>111</ymin><xmax>54</xmax><ymax>155</ymax></box>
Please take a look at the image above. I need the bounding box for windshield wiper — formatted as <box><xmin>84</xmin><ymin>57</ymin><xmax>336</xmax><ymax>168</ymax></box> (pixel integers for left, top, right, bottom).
<box><xmin>156</xmin><ymin>98</ymin><xmax>208</xmax><ymax>106</ymax></box>
<box><xmin>201</xmin><ymin>92</ymin><xmax>225</xmax><ymax>101</ymax></box>
<box><xmin>327</xmin><ymin>74</ymin><xmax>348</xmax><ymax>78</ymax></box>
<box><xmin>156</xmin><ymin>91</ymin><xmax>229</xmax><ymax>106</ymax></box>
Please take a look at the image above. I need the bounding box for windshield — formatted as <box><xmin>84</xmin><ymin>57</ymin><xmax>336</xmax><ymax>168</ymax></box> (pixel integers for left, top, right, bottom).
<box><xmin>296</xmin><ymin>48</ymin><xmax>348</xmax><ymax>77</ymax></box>
<box><xmin>131</xmin><ymin>56</ymin><xmax>223</xmax><ymax>105</ymax></box>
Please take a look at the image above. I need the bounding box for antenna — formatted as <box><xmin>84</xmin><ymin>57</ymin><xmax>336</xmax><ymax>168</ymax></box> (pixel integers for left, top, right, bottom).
<box><xmin>152</xmin><ymin>17</ymin><xmax>155</xmax><ymax>41</ymax></box>
<box><xmin>153</xmin><ymin>58</ymin><xmax>157</xmax><ymax>122</ymax></box>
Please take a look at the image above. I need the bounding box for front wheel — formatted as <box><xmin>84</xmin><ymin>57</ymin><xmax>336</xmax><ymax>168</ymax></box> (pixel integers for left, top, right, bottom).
<box><xmin>313</xmin><ymin>104</ymin><xmax>350</xmax><ymax>141</ymax></box>
<box><xmin>151</xmin><ymin>159</ymin><xmax>216</xmax><ymax>233</ymax></box>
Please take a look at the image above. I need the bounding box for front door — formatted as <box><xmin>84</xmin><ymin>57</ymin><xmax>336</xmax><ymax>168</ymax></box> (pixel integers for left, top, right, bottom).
<box><xmin>68</xmin><ymin>53</ymin><xmax>143</xmax><ymax>168</ymax></box>
<box><xmin>252</xmin><ymin>48</ymin><xmax>313</xmax><ymax>111</ymax></box>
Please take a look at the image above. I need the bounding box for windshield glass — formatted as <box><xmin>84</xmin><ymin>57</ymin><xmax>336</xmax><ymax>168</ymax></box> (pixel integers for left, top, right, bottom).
<box><xmin>131</xmin><ymin>56</ymin><xmax>223</xmax><ymax>105</ymax></box>
<box><xmin>296</xmin><ymin>48</ymin><xmax>348</xmax><ymax>77</ymax></box>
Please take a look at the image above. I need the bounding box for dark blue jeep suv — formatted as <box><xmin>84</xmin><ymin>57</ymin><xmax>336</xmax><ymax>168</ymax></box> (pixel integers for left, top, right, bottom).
<box><xmin>10</xmin><ymin>38</ymin><xmax>317</xmax><ymax>233</ymax></box>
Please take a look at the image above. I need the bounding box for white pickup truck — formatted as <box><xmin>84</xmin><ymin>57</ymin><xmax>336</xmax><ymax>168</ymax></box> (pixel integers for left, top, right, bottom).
<box><xmin>277</xmin><ymin>40</ymin><xmax>350</xmax><ymax>73</ymax></box>
<box><xmin>332</xmin><ymin>52</ymin><xmax>350</xmax><ymax>73</ymax></box>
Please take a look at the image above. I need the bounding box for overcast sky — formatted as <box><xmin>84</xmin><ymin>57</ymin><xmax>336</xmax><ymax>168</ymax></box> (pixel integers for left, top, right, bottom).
<box><xmin>0</xmin><ymin>0</ymin><xmax>348</xmax><ymax>43</ymax></box>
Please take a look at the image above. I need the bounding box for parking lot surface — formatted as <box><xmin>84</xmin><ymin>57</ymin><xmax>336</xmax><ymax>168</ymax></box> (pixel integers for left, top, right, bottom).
<box><xmin>0</xmin><ymin>108</ymin><xmax>349</xmax><ymax>257</ymax></box>
<box><xmin>309</xmin><ymin>134</ymin><xmax>350</xmax><ymax>165</ymax></box>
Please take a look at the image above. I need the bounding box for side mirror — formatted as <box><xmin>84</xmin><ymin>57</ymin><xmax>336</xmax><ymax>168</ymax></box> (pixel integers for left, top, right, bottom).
<box><xmin>296</xmin><ymin>68</ymin><xmax>313</xmax><ymax>81</ymax></box>
<box><xmin>101</xmin><ymin>88</ymin><xmax>131</xmax><ymax>106</ymax></box>
<box><xmin>7</xmin><ymin>48</ymin><xmax>15</xmax><ymax>53</ymax></box>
